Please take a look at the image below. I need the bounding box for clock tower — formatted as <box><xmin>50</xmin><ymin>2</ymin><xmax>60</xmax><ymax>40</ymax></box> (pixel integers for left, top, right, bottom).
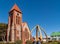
<box><xmin>7</xmin><ymin>4</ymin><xmax>22</xmax><ymax>42</ymax></box>
<box><xmin>6</xmin><ymin>4</ymin><xmax>32</xmax><ymax>44</ymax></box>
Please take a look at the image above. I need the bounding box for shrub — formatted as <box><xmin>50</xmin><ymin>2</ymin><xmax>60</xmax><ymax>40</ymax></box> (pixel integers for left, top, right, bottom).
<box><xmin>26</xmin><ymin>40</ymin><xmax>33</xmax><ymax>44</ymax></box>
<box><xmin>15</xmin><ymin>40</ymin><xmax>22</xmax><ymax>44</ymax></box>
<box><xmin>58</xmin><ymin>42</ymin><xmax>60</xmax><ymax>44</ymax></box>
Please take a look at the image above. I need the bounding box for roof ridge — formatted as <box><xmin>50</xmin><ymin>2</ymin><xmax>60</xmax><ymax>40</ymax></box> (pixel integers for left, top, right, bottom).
<box><xmin>10</xmin><ymin>4</ymin><xmax>21</xmax><ymax>12</ymax></box>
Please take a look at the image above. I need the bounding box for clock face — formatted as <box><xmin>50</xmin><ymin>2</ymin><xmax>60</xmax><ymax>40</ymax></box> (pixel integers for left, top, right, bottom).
<box><xmin>17</xmin><ymin>13</ymin><xmax>21</xmax><ymax>17</ymax></box>
<box><xmin>17</xmin><ymin>13</ymin><xmax>19</xmax><ymax>15</ymax></box>
<box><xmin>15</xmin><ymin>11</ymin><xmax>21</xmax><ymax>17</ymax></box>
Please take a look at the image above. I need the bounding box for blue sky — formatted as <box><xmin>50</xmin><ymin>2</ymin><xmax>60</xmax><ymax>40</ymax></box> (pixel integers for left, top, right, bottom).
<box><xmin>0</xmin><ymin>0</ymin><xmax>60</xmax><ymax>36</ymax></box>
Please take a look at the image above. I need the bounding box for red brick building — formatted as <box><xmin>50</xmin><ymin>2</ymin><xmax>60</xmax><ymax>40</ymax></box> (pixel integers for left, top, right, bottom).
<box><xmin>6</xmin><ymin>4</ymin><xmax>32</xmax><ymax>44</ymax></box>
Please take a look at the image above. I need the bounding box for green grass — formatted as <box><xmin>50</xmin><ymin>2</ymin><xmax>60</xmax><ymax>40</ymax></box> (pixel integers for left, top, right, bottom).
<box><xmin>42</xmin><ymin>41</ymin><xmax>60</xmax><ymax>44</ymax></box>
<box><xmin>0</xmin><ymin>41</ymin><xmax>60</xmax><ymax>44</ymax></box>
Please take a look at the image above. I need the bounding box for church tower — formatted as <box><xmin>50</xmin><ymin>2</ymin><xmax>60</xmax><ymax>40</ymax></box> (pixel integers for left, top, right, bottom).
<box><xmin>7</xmin><ymin>4</ymin><xmax>22</xmax><ymax>42</ymax></box>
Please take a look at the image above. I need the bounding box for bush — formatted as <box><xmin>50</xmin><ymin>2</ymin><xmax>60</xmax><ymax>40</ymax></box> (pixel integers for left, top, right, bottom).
<box><xmin>15</xmin><ymin>40</ymin><xmax>22</xmax><ymax>44</ymax></box>
<box><xmin>0</xmin><ymin>41</ymin><xmax>15</xmax><ymax>44</ymax></box>
<box><xmin>26</xmin><ymin>40</ymin><xmax>33</xmax><ymax>44</ymax></box>
<box><xmin>58</xmin><ymin>42</ymin><xmax>60</xmax><ymax>44</ymax></box>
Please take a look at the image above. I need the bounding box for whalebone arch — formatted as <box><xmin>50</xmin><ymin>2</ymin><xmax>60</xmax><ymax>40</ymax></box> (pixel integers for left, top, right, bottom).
<box><xmin>31</xmin><ymin>25</ymin><xmax>48</xmax><ymax>41</ymax></box>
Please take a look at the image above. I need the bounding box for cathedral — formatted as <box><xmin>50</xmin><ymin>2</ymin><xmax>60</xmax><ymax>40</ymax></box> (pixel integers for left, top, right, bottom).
<box><xmin>6</xmin><ymin>4</ymin><xmax>32</xmax><ymax>44</ymax></box>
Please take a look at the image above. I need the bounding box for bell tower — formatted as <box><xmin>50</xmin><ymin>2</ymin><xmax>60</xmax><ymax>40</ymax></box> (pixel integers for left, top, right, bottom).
<box><xmin>7</xmin><ymin>4</ymin><xmax>22</xmax><ymax>42</ymax></box>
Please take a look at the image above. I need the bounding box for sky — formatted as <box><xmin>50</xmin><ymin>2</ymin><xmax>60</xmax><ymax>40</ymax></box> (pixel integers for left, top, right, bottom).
<box><xmin>0</xmin><ymin>0</ymin><xmax>60</xmax><ymax>36</ymax></box>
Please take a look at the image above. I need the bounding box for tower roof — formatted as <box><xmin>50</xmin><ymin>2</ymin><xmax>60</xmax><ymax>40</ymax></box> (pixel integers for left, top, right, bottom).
<box><xmin>10</xmin><ymin>4</ymin><xmax>21</xmax><ymax>12</ymax></box>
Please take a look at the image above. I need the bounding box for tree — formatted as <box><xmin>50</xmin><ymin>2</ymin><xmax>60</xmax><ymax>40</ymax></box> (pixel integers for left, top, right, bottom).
<box><xmin>0</xmin><ymin>23</ymin><xmax>8</xmax><ymax>41</ymax></box>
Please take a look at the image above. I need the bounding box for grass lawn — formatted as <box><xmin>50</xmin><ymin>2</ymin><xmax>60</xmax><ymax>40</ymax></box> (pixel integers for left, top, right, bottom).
<box><xmin>0</xmin><ymin>41</ymin><xmax>60</xmax><ymax>44</ymax></box>
<box><xmin>42</xmin><ymin>41</ymin><xmax>60</xmax><ymax>44</ymax></box>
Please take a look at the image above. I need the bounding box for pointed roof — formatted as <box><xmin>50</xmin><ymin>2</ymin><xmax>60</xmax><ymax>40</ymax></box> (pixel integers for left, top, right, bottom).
<box><xmin>10</xmin><ymin>4</ymin><xmax>21</xmax><ymax>12</ymax></box>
